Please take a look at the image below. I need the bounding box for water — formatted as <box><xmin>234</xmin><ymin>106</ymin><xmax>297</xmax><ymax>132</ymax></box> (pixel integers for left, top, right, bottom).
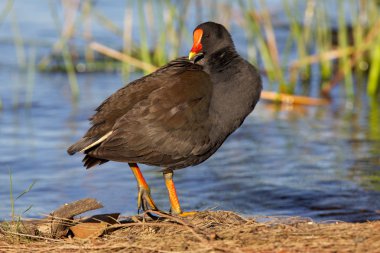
<box><xmin>0</xmin><ymin>1</ymin><xmax>380</xmax><ymax>222</ymax></box>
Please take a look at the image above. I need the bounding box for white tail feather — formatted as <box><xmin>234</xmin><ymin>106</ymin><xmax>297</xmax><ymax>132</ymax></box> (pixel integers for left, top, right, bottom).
<box><xmin>79</xmin><ymin>131</ymin><xmax>113</xmax><ymax>153</ymax></box>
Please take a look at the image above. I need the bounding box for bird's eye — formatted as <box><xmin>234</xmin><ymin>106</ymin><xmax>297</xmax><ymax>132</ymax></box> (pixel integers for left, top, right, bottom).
<box><xmin>193</xmin><ymin>53</ymin><xmax>204</xmax><ymax>63</ymax></box>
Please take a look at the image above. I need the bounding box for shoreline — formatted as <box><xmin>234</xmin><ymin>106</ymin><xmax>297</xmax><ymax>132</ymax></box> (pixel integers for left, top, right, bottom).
<box><xmin>1</xmin><ymin>205</ymin><xmax>379</xmax><ymax>252</ymax></box>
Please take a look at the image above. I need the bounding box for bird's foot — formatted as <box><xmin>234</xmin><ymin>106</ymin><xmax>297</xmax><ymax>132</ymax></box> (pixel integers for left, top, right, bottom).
<box><xmin>137</xmin><ymin>186</ymin><xmax>159</xmax><ymax>214</ymax></box>
<box><xmin>177</xmin><ymin>211</ymin><xmax>198</xmax><ymax>217</ymax></box>
<box><xmin>168</xmin><ymin>207</ymin><xmax>198</xmax><ymax>217</ymax></box>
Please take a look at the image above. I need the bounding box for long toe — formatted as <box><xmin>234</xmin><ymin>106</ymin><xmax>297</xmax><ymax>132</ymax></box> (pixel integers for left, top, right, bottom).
<box><xmin>137</xmin><ymin>187</ymin><xmax>159</xmax><ymax>213</ymax></box>
<box><xmin>178</xmin><ymin>211</ymin><xmax>198</xmax><ymax>217</ymax></box>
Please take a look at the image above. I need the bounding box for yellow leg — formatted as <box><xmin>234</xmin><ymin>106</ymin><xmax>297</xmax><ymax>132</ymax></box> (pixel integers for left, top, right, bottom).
<box><xmin>163</xmin><ymin>170</ymin><xmax>197</xmax><ymax>216</ymax></box>
<box><xmin>129</xmin><ymin>163</ymin><xmax>158</xmax><ymax>212</ymax></box>
<box><xmin>163</xmin><ymin>170</ymin><xmax>183</xmax><ymax>215</ymax></box>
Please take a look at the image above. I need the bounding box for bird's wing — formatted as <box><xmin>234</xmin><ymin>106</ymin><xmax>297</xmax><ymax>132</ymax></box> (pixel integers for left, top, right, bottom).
<box><xmin>88</xmin><ymin>66</ymin><xmax>213</xmax><ymax>167</ymax></box>
<box><xmin>67</xmin><ymin>77</ymin><xmax>160</xmax><ymax>155</ymax></box>
<box><xmin>67</xmin><ymin>58</ymin><xmax>205</xmax><ymax>155</ymax></box>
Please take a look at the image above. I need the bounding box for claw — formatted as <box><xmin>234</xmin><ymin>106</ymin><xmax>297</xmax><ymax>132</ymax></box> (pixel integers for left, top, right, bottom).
<box><xmin>129</xmin><ymin>163</ymin><xmax>162</xmax><ymax>216</ymax></box>
<box><xmin>137</xmin><ymin>186</ymin><xmax>158</xmax><ymax>213</ymax></box>
<box><xmin>130</xmin><ymin>163</ymin><xmax>195</xmax><ymax>218</ymax></box>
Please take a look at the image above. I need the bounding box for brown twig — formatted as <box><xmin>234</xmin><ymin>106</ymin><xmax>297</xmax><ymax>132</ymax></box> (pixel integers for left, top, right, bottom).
<box><xmin>147</xmin><ymin>210</ymin><xmax>209</xmax><ymax>244</ymax></box>
<box><xmin>50</xmin><ymin>198</ymin><xmax>103</xmax><ymax>238</ymax></box>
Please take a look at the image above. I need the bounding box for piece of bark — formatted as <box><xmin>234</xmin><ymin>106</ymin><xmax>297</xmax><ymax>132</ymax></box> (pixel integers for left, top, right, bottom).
<box><xmin>81</xmin><ymin>213</ymin><xmax>120</xmax><ymax>224</ymax></box>
<box><xmin>69</xmin><ymin>213</ymin><xmax>120</xmax><ymax>239</ymax></box>
<box><xmin>50</xmin><ymin>198</ymin><xmax>103</xmax><ymax>238</ymax></box>
<box><xmin>70</xmin><ymin>222</ymin><xmax>108</xmax><ymax>239</ymax></box>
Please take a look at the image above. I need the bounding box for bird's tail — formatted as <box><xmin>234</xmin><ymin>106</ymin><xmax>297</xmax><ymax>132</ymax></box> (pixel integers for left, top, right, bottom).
<box><xmin>67</xmin><ymin>133</ymin><xmax>112</xmax><ymax>169</ymax></box>
<box><xmin>67</xmin><ymin>137</ymin><xmax>96</xmax><ymax>155</ymax></box>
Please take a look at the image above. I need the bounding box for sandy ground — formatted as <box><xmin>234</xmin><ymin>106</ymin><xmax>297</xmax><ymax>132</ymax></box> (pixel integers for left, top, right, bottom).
<box><xmin>1</xmin><ymin>210</ymin><xmax>380</xmax><ymax>253</ymax></box>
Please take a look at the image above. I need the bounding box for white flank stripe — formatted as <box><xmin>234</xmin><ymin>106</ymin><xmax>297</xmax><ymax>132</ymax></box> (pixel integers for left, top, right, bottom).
<box><xmin>79</xmin><ymin>131</ymin><xmax>113</xmax><ymax>153</ymax></box>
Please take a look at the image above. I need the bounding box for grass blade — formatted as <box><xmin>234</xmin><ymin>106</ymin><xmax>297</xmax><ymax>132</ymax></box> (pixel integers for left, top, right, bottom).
<box><xmin>16</xmin><ymin>180</ymin><xmax>37</xmax><ymax>200</ymax></box>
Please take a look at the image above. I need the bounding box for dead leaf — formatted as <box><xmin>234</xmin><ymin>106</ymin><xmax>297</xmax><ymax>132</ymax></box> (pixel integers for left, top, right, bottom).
<box><xmin>70</xmin><ymin>222</ymin><xmax>108</xmax><ymax>239</ymax></box>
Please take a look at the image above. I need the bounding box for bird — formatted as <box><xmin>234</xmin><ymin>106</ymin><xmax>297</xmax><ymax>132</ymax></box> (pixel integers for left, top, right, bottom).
<box><xmin>67</xmin><ymin>21</ymin><xmax>262</xmax><ymax>216</ymax></box>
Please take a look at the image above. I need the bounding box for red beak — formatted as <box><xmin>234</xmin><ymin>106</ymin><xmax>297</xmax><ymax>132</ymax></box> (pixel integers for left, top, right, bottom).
<box><xmin>189</xmin><ymin>28</ymin><xmax>203</xmax><ymax>60</ymax></box>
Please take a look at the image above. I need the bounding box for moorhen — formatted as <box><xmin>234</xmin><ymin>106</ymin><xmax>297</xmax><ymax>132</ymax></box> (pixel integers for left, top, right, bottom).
<box><xmin>68</xmin><ymin>21</ymin><xmax>262</xmax><ymax>215</ymax></box>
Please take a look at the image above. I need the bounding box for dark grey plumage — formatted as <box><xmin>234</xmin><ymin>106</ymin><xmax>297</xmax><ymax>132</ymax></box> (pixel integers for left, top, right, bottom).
<box><xmin>68</xmin><ymin>22</ymin><xmax>262</xmax><ymax>170</ymax></box>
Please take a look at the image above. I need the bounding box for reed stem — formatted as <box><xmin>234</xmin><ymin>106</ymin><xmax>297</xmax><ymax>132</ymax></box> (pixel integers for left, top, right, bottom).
<box><xmin>338</xmin><ymin>1</ymin><xmax>354</xmax><ymax>99</ymax></box>
<box><xmin>367</xmin><ymin>41</ymin><xmax>380</xmax><ymax>96</ymax></box>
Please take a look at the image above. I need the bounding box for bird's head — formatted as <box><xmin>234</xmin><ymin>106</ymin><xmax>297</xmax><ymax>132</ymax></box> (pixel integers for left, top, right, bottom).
<box><xmin>189</xmin><ymin>22</ymin><xmax>235</xmax><ymax>63</ymax></box>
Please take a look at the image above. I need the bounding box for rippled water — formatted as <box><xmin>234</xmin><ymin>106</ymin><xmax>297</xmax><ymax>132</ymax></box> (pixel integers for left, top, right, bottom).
<box><xmin>1</xmin><ymin>66</ymin><xmax>379</xmax><ymax>222</ymax></box>
<box><xmin>0</xmin><ymin>1</ymin><xmax>380</xmax><ymax>222</ymax></box>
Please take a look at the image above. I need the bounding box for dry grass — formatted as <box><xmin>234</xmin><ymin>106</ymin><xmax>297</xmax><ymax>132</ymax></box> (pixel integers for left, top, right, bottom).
<box><xmin>1</xmin><ymin>210</ymin><xmax>379</xmax><ymax>253</ymax></box>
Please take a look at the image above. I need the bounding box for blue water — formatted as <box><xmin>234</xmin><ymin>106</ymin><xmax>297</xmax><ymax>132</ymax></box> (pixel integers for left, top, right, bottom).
<box><xmin>0</xmin><ymin>1</ymin><xmax>380</xmax><ymax>222</ymax></box>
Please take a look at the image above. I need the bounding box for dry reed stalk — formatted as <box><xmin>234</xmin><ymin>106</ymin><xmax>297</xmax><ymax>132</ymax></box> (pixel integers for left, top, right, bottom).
<box><xmin>261</xmin><ymin>90</ymin><xmax>329</xmax><ymax>106</ymax></box>
<box><xmin>89</xmin><ymin>42</ymin><xmax>157</xmax><ymax>73</ymax></box>
<box><xmin>88</xmin><ymin>42</ymin><xmax>328</xmax><ymax>106</ymax></box>
<box><xmin>290</xmin><ymin>46</ymin><xmax>357</xmax><ymax>70</ymax></box>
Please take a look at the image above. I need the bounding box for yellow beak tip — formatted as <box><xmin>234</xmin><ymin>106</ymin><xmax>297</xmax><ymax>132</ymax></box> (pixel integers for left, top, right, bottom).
<box><xmin>188</xmin><ymin>51</ymin><xmax>196</xmax><ymax>61</ymax></box>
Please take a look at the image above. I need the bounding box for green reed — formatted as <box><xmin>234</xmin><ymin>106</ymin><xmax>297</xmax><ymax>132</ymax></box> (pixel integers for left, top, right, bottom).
<box><xmin>259</xmin><ymin>0</ymin><xmax>288</xmax><ymax>92</ymax></box>
<box><xmin>368</xmin><ymin>40</ymin><xmax>380</xmax><ymax>96</ymax></box>
<box><xmin>338</xmin><ymin>1</ymin><xmax>354</xmax><ymax>99</ymax></box>
<box><xmin>152</xmin><ymin>0</ymin><xmax>168</xmax><ymax>67</ymax></box>
<box><xmin>11</xmin><ymin>8</ymin><xmax>25</xmax><ymax>69</ymax></box>
<box><xmin>284</xmin><ymin>0</ymin><xmax>311</xmax><ymax>82</ymax></box>
<box><xmin>315</xmin><ymin>2</ymin><xmax>332</xmax><ymax>82</ymax></box>
<box><xmin>26</xmin><ymin>47</ymin><xmax>36</xmax><ymax>108</ymax></box>
<box><xmin>239</xmin><ymin>0</ymin><xmax>276</xmax><ymax>85</ymax></box>
<box><xmin>366</xmin><ymin>1</ymin><xmax>380</xmax><ymax>96</ymax></box>
<box><xmin>122</xmin><ymin>2</ymin><xmax>133</xmax><ymax>81</ymax></box>
<box><xmin>52</xmin><ymin>0</ymin><xmax>79</xmax><ymax>100</ymax></box>
<box><xmin>81</xmin><ymin>0</ymin><xmax>95</xmax><ymax>67</ymax></box>
<box><xmin>138</xmin><ymin>1</ymin><xmax>152</xmax><ymax>74</ymax></box>
<box><xmin>351</xmin><ymin>0</ymin><xmax>364</xmax><ymax>74</ymax></box>
<box><xmin>165</xmin><ymin>0</ymin><xmax>181</xmax><ymax>61</ymax></box>
<box><xmin>62</xmin><ymin>43</ymin><xmax>80</xmax><ymax>100</ymax></box>
<box><xmin>241</xmin><ymin>0</ymin><xmax>379</xmax><ymax>100</ymax></box>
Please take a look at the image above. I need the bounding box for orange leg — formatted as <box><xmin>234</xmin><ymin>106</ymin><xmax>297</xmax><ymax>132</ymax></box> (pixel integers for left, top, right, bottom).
<box><xmin>164</xmin><ymin>170</ymin><xmax>197</xmax><ymax>216</ymax></box>
<box><xmin>163</xmin><ymin>170</ymin><xmax>183</xmax><ymax>215</ymax></box>
<box><xmin>129</xmin><ymin>163</ymin><xmax>158</xmax><ymax>212</ymax></box>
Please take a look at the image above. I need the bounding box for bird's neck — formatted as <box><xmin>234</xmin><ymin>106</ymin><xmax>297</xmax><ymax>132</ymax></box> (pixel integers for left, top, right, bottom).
<box><xmin>206</xmin><ymin>53</ymin><xmax>262</xmax><ymax>143</ymax></box>
<box><xmin>204</xmin><ymin>46</ymin><xmax>239</xmax><ymax>74</ymax></box>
